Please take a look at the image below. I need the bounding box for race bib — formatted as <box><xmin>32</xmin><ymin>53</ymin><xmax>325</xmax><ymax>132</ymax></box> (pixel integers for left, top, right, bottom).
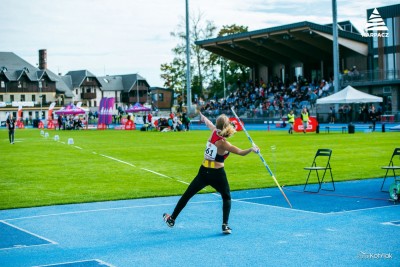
<box><xmin>204</xmin><ymin>141</ymin><xmax>217</xmax><ymax>160</ymax></box>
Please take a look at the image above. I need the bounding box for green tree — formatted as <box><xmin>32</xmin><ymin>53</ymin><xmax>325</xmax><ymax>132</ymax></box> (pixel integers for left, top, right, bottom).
<box><xmin>160</xmin><ymin>12</ymin><xmax>217</xmax><ymax>101</ymax></box>
<box><xmin>207</xmin><ymin>24</ymin><xmax>251</xmax><ymax>100</ymax></box>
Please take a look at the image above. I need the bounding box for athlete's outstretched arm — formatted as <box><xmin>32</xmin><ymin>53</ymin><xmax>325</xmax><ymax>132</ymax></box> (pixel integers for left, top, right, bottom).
<box><xmin>218</xmin><ymin>140</ymin><xmax>259</xmax><ymax>156</ymax></box>
<box><xmin>200</xmin><ymin>112</ymin><xmax>216</xmax><ymax>131</ymax></box>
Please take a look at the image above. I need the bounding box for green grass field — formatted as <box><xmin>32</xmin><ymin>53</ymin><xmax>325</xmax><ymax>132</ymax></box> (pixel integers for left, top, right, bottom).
<box><xmin>0</xmin><ymin>128</ymin><xmax>398</xmax><ymax>210</ymax></box>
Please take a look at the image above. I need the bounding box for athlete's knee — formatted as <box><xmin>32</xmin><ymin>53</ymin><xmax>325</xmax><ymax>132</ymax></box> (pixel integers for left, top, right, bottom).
<box><xmin>221</xmin><ymin>194</ymin><xmax>231</xmax><ymax>201</ymax></box>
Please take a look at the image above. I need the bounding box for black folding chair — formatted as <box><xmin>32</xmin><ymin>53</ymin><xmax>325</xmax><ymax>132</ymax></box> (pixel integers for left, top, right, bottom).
<box><xmin>381</xmin><ymin>148</ymin><xmax>400</xmax><ymax>192</ymax></box>
<box><xmin>303</xmin><ymin>149</ymin><xmax>335</xmax><ymax>193</ymax></box>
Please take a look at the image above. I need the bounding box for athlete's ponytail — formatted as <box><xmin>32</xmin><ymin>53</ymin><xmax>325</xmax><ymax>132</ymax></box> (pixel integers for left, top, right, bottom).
<box><xmin>216</xmin><ymin>114</ymin><xmax>236</xmax><ymax>138</ymax></box>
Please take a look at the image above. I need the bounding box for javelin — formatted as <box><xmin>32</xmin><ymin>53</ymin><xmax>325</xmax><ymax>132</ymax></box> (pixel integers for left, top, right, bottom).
<box><xmin>230</xmin><ymin>107</ymin><xmax>293</xmax><ymax>208</ymax></box>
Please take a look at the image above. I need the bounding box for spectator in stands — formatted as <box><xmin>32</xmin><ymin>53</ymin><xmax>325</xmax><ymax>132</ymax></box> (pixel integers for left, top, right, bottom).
<box><xmin>308</xmin><ymin>88</ymin><xmax>317</xmax><ymax>109</ymax></box>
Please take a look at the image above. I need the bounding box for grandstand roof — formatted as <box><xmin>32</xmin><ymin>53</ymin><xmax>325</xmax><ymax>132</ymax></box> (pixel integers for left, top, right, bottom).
<box><xmin>196</xmin><ymin>21</ymin><xmax>368</xmax><ymax>67</ymax></box>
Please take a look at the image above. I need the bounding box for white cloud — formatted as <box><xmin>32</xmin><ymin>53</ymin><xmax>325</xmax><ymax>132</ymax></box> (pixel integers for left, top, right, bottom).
<box><xmin>0</xmin><ymin>0</ymin><xmax>398</xmax><ymax>86</ymax></box>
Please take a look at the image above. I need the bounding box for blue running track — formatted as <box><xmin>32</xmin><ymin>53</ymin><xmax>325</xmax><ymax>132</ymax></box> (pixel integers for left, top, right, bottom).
<box><xmin>0</xmin><ymin>178</ymin><xmax>399</xmax><ymax>267</ymax></box>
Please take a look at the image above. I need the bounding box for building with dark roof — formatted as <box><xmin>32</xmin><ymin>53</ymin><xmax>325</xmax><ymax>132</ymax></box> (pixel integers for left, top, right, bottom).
<box><xmin>0</xmin><ymin>51</ymin><xmax>152</xmax><ymax>122</ymax></box>
<box><xmin>98</xmin><ymin>74</ymin><xmax>150</xmax><ymax>110</ymax></box>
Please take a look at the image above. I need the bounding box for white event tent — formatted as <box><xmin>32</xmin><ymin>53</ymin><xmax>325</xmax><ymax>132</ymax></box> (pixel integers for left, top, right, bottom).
<box><xmin>316</xmin><ymin>85</ymin><xmax>383</xmax><ymax>104</ymax></box>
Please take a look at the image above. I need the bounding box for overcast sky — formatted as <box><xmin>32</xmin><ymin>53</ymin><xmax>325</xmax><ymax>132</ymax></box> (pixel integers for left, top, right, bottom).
<box><xmin>0</xmin><ymin>0</ymin><xmax>397</xmax><ymax>86</ymax></box>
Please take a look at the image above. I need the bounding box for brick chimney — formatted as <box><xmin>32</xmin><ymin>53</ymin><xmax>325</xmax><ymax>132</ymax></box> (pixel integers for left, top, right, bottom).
<box><xmin>38</xmin><ymin>49</ymin><xmax>47</xmax><ymax>70</ymax></box>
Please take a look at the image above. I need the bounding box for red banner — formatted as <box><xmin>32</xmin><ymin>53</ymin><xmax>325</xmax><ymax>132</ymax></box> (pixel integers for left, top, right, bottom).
<box><xmin>229</xmin><ymin>117</ymin><xmax>243</xmax><ymax>131</ymax></box>
<box><xmin>294</xmin><ymin>116</ymin><xmax>318</xmax><ymax>132</ymax></box>
<box><xmin>47</xmin><ymin>120</ymin><xmax>55</xmax><ymax>129</ymax></box>
<box><xmin>125</xmin><ymin>120</ymin><xmax>135</xmax><ymax>130</ymax></box>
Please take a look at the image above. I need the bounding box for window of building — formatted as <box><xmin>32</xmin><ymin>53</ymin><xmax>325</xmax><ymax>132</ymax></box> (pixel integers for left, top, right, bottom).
<box><xmin>0</xmin><ymin>95</ymin><xmax>3</xmax><ymax>102</ymax></box>
<box><xmin>20</xmin><ymin>95</ymin><xmax>25</xmax><ymax>101</ymax></box>
<box><xmin>158</xmin><ymin>93</ymin><xmax>164</xmax><ymax>101</ymax></box>
<box><xmin>385</xmin><ymin>53</ymin><xmax>395</xmax><ymax>79</ymax></box>
<box><xmin>385</xmin><ymin>18</ymin><xmax>394</xmax><ymax>47</ymax></box>
<box><xmin>94</xmin><ymin>100</ymin><xmax>97</xmax><ymax>107</ymax></box>
<box><xmin>32</xmin><ymin>95</ymin><xmax>36</xmax><ymax>102</ymax></box>
<box><xmin>372</xmin><ymin>31</ymin><xmax>378</xmax><ymax>49</ymax></box>
<box><xmin>76</xmin><ymin>89</ymin><xmax>78</xmax><ymax>95</ymax></box>
<box><xmin>373</xmin><ymin>55</ymin><xmax>379</xmax><ymax>71</ymax></box>
<box><xmin>0</xmin><ymin>81</ymin><xmax>4</xmax><ymax>88</ymax></box>
<box><xmin>386</xmin><ymin>53</ymin><xmax>395</xmax><ymax>70</ymax></box>
<box><xmin>10</xmin><ymin>95</ymin><xmax>14</xmax><ymax>102</ymax></box>
<box><xmin>394</xmin><ymin>17</ymin><xmax>400</xmax><ymax>45</ymax></box>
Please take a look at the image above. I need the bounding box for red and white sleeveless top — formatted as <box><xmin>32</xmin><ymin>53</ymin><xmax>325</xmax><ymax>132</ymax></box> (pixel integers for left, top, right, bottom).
<box><xmin>204</xmin><ymin>130</ymin><xmax>230</xmax><ymax>163</ymax></box>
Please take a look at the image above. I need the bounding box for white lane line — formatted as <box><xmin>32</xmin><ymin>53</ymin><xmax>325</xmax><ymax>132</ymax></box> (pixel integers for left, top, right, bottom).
<box><xmin>33</xmin><ymin>259</ymin><xmax>116</xmax><ymax>267</ymax></box>
<box><xmin>4</xmin><ymin>195</ymin><xmax>289</xmax><ymax>222</ymax></box>
<box><xmin>0</xmin><ymin>220</ymin><xmax>57</xmax><ymax>245</ymax></box>
<box><xmin>237</xmin><ymin>196</ymin><xmax>272</xmax><ymax>200</ymax></box>
<box><xmin>3</xmin><ymin>200</ymin><xmax>221</xmax><ymax>221</ymax></box>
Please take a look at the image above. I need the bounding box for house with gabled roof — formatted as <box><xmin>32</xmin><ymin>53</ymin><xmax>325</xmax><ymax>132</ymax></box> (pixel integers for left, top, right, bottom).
<box><xmin>63</xmin><ymin>70</ymin><xmax>102</xmax><ymax>109</ymax></box>
<box><xmin>98</xmin><ymin>73</ymin><xmax>150</xmax><ymax>111</ymax></box>
<box><xmin>0</xmin><ymin>50</ymin><xmax>154</xmax><ymax>123</ymax></box>
<box><xmin>0</xmin><ymin>51</ymin><xmax>73</xmax><ymax>121</ymax></box>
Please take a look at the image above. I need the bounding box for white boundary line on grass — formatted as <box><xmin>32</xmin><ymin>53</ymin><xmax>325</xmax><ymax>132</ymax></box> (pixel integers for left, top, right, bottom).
<box><xmin>51</xmin><ymin>136</ymin><xmax>209</xmax><ymax>193</ymax></box>
<box><xmin>99</xmin><ymin>153</ymin><xmax>136</xmax><ymax>167</ymax></box>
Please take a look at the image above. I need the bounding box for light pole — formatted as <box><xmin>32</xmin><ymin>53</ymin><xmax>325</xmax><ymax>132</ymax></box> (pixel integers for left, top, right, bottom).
<box><xmin>185</xmin><ymin>0</ymin><xmax>192</xmax><ymax>114</ymax></box>
<box><xmin>332</xmin><ymin>0</ymin><xmax>340</xmax><ymax>114</ymax></box>
<box><xmin>136</xmin><ymin>73</ymin><xmax>139</xmax><ymax>103</ymax></box>
<box><xmin>222</xmin><ymin>57</ymin><xmax>226</xmax><ymax>100</ymax></box>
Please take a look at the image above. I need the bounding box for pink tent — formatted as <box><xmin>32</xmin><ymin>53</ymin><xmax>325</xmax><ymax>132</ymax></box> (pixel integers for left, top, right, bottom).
<box><xmin>126</xmin><ymin>103</ymin><xmax>151</xmax><ymax>113</ymax></box>
<box><xmin>55</xmin><ymin>104</ymin><xmax>86</xmax><ymax>115</ymax></box>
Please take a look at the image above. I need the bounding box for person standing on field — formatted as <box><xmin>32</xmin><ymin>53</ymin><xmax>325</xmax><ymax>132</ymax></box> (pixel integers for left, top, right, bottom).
<box><xmin>6</xmin><ymin>113</ymin><xmax>16</xmax><ymax>144</ymax></box>
<box><xmin>163</xmin><ymin>112</ymin><xmax>259</xmax><ymax>234</ymax></box>
<box><xmin>301</xmin><ymin>107</ymin><xmax>309</xmax><ymax>134</ymax></box>
<box><xmin>287</xmin><ymin>110</ymin><xmax>295</xmax><ymax>134</ymax></box>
